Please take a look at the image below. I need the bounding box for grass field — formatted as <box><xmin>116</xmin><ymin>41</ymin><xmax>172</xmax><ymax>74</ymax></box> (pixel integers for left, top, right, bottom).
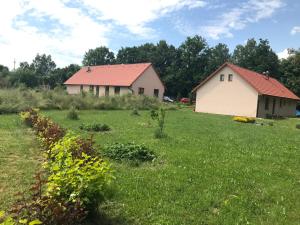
<box><xmin>0</xmin><ymin>115</ymin><xmax>41</xmax><ymax>209</ymax></box>
<box><xmin>1</xmin><ymin>109</ymin><xmax>300</xmax><ymax>225</ymax></box>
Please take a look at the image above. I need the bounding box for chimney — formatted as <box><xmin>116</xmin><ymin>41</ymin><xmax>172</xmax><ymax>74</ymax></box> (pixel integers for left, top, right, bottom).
<box><xmin>87</xmin><ymin>66</ymin><xmax>91</xmax><ymax>72</ymax></box>
<box><xmin>263</xmin><ymin>71</ymin><xmax>270</xmax><ymax>80</ymax></box>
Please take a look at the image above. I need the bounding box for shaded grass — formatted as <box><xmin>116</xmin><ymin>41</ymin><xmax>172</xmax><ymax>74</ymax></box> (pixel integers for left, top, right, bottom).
<box><xmin>0</xmin><ymin>115</ymin><xmax>41</xmax><ymax>209</ymax></box>
<box><xmin>41</xmin><ymin>109</ymin><xmax>300</xmax><ymax>225</ymax></box>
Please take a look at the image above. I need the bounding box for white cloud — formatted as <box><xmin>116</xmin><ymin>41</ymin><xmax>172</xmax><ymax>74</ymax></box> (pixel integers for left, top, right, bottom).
<box><xmin>277</xmin><ymin>48</ymin><xmax>290</xmax><ymax>59</ymax></box>
<box><xmin>79</xmin><ymin>0</ymin><xmax>207</xmax><ymax>37</ymax></box>
<box><xmin>0</xmin><ymin>0</ymin><xmax>206</xmax><ymax>69</ymax></box>
<box><xmin>193</xmin><ymin>0</ymin><xmax>283</xmax><ymax>39</ymax></box>
<box><xmin>291</xmin><ymin>26</ymin><xmax>300</xmax><ymax>35</ymax></box>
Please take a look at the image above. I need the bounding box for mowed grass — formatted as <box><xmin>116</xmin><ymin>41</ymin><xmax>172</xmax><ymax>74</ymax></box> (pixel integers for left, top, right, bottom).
<box><xmin>41</xmin><ymin>109</ymin><xmax>300</xmax><ymax>225</ymax></box>
<box><xmin>0</xmin><ymin>115</ymin><xmax>41</xmax><ymax>209</ymax></box>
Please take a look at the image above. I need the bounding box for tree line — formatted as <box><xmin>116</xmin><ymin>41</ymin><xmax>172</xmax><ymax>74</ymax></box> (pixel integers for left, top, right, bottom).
<box><xmin>0</xmin><ymin>36</ymin><xmax>299</xmax><ymax>98</ymax></box>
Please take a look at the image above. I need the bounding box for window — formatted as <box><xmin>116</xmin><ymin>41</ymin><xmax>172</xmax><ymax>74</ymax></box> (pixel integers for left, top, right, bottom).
<box><xmin>114</xmin><ymin>86</ymin><xmax>120</xmax><ymax>95</ymax></box>
<box><xmin>138</xmin><ymin>87</ymin><xmax>144</xmax><ymax>95</ymax></box>
<box><xmin>265</xmin><ymin>97</ymin><xmax>269</xmax><ymax>110</ymax></box>
<box><xmin>80</xmin><ymin>85</ymin><xmax>83</xmax><ymax>92</ymax></box>
<box><xmin>96</xmin><ymin>86</ymin><xmax>99</xmax><ymax>96</ymax></box>
<box><xmin>279</xmin><ymin>98</ymin><xmax>282</xmax><ymax>107</ymax></box>
<box><xmin>105</xmin><ymin>86</ymin><xmax>109</xmax><ymax>96</ymax></box>
<box><xmin>89</xmin><ymin>85</ymin><xmax>94</xmax><ymax>93</ymax></box>
<box><xmin>220</xmin><ymin>74</ymin><xmax>225</xmax><ymax>81</ymax></box>
<box><xmin>228</xmin><ymin>74</ymin><xmax>233</xmax><ymax>81</ymax></box>
<box><xmin>153</xmin><ymin>89</ymin><xmax>159</xmax><ymax>97</ymax></box>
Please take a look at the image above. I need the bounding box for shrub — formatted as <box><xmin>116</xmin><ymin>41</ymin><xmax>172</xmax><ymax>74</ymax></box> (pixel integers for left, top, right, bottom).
<box><xmin>233</xmin><ymin>116</ymin><xmax>255</xmax><ymax>123</ymax></box>
<box><xmin>131</xmin><ymin>108</ymin><xmax>140</xmax><ymax>116</ymax></box>
<box><xmin>45</xmin><ymin>135</ymin><xmax>114</xmax><ymax>208</ymax></box>
<box><xmin>296</xmin><ymin>124</ymin><xmax>300</xmax><ymax>129</ymax></box>
<box><xmin>79</xmin><ymin>123</ymin><xmax>111</xmax><ymax>132</ymax></box>
<box><xmin>20</xmin><ymin>108</ymin><xmax>39</xmax><ymax>127</ymax></box>
<box><xmin>151</xmin><ymin>108</ymin><xmax>167</xmax><ymax>138</ymax></box>
<box><xmin>67</xmin><ymin>107</ymin><xmax>79</xmax><ymax>120</ymax></box>
<box><xmin>103</xmin><ymin>142</ymin><xmax>156</xmax><ymax>162</ymax></box>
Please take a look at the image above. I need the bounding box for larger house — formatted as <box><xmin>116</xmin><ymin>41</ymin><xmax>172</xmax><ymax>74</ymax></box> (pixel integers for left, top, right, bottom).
<box><xmin>64</xmin><ymin>63</ymin><xmax>165</xmax><ymax>100</ymax></box>
<box><xmin>192</xmin><ymin>62</ymin><xmax>300</xmax><ymax>118</ymax></box>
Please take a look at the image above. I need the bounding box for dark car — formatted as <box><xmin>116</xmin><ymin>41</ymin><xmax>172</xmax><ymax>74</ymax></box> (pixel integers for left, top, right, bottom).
<box><xmin>180</xmin><ymin>98</ymin><xmax>190</xmax><ymax>104</ymax></box>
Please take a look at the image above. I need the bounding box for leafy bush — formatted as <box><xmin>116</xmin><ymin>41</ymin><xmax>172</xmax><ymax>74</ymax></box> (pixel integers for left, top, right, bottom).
<box><xmin>233</xmin><ymin>116</ymin><xmax>256</xmax><ymax>123</ymax></box>
<box><xmin>103</xmin><ymin>142</ymin><xmax>156</xmax><ymax>162</ymax></box>
<box><xmin>296</xmin><ymin>124</ymin><xmax>300</xmax><ymax>129</ymax></box>
<box><xmin>67</xmin><ymin>107</ymin><xmax>79</xmax><ymax>120</ymax></box>
<box><xmin>45</xmin><ymin>135</ymin><xmax>114</xmax><ymax>208</ymax></box>
<box><xmin>79</xmin><ymin>123</ymin><xmax>111</xmax><ymax>132</ymax></box>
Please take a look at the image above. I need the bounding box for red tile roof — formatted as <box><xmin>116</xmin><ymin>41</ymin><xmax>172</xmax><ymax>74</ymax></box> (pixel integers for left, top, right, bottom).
<box><xmin>64</xmin><ymin>63</ymin><xmax>152</xmax><ymax>86</ymax></box>
<box><xmin>193</xmin><ymin>62</ymin><xmax>300</xmax><ymax>100</ymax></box>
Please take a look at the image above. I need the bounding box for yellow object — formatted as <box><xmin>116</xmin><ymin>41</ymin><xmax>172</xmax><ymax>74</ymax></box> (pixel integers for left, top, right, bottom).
<box><xmin>233</xmin><ymin>116</ymin><xmax>255</xmax><ymax>123</ymax></box>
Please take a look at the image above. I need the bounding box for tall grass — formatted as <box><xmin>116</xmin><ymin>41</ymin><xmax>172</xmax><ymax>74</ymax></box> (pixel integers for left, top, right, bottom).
<box><xmin>0</xmin><ymin>88</ymin><xmax>171</xmax><ymax>113</ymax></box>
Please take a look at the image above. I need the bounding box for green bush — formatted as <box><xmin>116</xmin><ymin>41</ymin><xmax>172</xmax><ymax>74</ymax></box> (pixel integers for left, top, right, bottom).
<box><xmin>103</xmin><ymin>142</ymin><xmax>156</xmax><ymax>162</ymax></box>
<box><xmin>79</xmin><ymin>123</ymin><xmax>111</xmax><ymax>132</ymax></box>
<box><xmin>296</xmin><ymin>124</ymin><xmax>300</xmax><ymax>129</ymax></box>
<box><xmin>151</xmin><ymin>108</ymin><xmax>167</xmax><ymax>138</ymax></box>
<box><xmin>131</xmin><ymin>108</ymin><xmax>140</xmax><ymax>116</ymax></box>
<box><xmin>67</xmin><ymin>107</ymin><xmax>79</xmax><ymax>120</ymax></box>
<box><xmin>45</xmin><ymin>135</ymin><xmax>114</xmax><ymax>208</ymax></box>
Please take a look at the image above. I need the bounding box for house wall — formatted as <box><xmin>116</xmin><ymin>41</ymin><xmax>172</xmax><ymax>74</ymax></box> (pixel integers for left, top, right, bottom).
<box><xmin>257</xmin><ymin>95</ymin><xmax>298</xmax><ymax>117</ymax></box>
<box><xmin>195</xmin><ymin>67</ymin><xmax>259</xmax><ymax>117</ymax></box>
<box><xmin>131</xmin><ymin>66</ymin><xmax>165</xmax><ymax>100</ymax></box>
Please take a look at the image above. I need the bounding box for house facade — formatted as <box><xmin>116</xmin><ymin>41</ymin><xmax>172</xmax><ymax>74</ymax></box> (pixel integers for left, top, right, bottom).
<box><xmin>192</xmin><ymin>63</ymin><xmax>299</xmax><ymax>118</ymax></box>
<box><xmin>64</xmin><ymin>63</ymin><xmax>165</xmax><ymax>100</ymax></box>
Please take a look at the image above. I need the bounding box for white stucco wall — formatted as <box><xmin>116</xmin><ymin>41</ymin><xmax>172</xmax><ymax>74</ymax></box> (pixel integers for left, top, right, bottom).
<box><xmin>66</xmin><ymin>85</ymin><xmax>130</xmax><ymax>97</ymax></box>
<box><xmin>195</xmin><ymin>66</ymin><xmax>259</xmax><ymax>117</ymax></box>
<box><xmin>131</xmin><ymin>66</ymin><xmax>165</xmax><ymax>100</ymax></box>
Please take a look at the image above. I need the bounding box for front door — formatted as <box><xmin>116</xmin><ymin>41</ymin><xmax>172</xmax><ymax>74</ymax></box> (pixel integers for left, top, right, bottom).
<box><xmin>272</xmin><ymin>98</ymin><xmax>276</xmax><ymax>115</ymax></box>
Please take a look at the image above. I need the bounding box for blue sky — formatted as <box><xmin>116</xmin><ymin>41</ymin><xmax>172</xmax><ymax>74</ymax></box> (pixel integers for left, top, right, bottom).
<box><xmin>0</xmin><ymin>0</ymin><xmax>299</xmax><ymax>69</ymax></box>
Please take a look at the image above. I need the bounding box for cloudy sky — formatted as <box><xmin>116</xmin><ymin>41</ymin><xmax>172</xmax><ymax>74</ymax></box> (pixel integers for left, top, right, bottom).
<box><xmin>0</xmin><ymin>0</ymin><xmax>299</xmax><ymax>69</ymax></box>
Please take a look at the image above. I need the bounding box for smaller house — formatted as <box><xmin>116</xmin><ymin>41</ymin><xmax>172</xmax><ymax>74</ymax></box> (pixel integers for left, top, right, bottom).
<box><xmin>192</xmin><ymin>62</ymin><xmax>300</xmax><ymax>118</ymax></box>
<box><xmin>64</xmin><ymin>63</ymin><xmax>165</xmax><ymax>100</ymax></box>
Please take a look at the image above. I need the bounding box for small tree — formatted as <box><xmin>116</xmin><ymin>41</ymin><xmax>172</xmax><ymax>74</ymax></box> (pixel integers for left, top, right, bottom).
<box><xmin>150</xmin><ymin>108</ymin><xmax>166</xmax><ymax>138</ymax></box>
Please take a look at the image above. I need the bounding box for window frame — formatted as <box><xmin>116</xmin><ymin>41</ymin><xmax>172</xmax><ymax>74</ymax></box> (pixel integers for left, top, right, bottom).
<box><xmin>228</xmin><ymin>74</ymin><xmax>233</xmax><ymax>82</ymax></box>
<box><xmin>153</xmin><ymin>89</ymin><xmax>159</xmax><ymax>98</ymax></box>
<box><xmin>138</xmin><ymin>87</ymin><xmax>145</xmax><ymax>95</ymax></box>
<box><xmin>114</xmin><ymin>86</ymin><xmax>120</xmax><ymax>95</ymax></box>
<box><xmin>220</xmin><ymin>74</ymin><xmax>225</xmax><ymax>81</ymax></box>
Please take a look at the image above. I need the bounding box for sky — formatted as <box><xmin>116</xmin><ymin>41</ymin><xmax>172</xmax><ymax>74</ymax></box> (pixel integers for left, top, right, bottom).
<box><xmin>0</xmin><ymin>0</ymin><xmax>299</xmax><ymax>69</ymax></box>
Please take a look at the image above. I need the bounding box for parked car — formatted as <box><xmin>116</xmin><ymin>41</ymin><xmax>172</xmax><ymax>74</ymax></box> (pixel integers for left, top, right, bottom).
<box><xmin>296</xmin><ymin>109</ymin><xmax>300</xmax><ymax>117</ymax></box>
<box><xmin>180</xmin><ymin>98</ymin><xmax>190</xmax><ymax>104</ymax></box>
<box><xmin>163</xmin><ymin>96</ymin><xmax>174</xmax><ymax>103</ymax></box>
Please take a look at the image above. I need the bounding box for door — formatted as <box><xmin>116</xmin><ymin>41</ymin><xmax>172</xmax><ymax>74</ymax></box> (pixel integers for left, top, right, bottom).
<box><xmin>272</xmin><ymin>98</ymin><xmax>276</xmax><ymax>115</ymax></box>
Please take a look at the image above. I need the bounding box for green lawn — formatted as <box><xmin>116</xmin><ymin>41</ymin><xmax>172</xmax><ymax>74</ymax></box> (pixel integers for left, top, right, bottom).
<box><xmin>1</xmin><ymin>109</ymin><xmax>300</xmax><ymax>225</ymax></box>
<box><xmin>41</xmin><ymin>109</ymin><xmax>300</xmax><ymax>225</ymax></box>
<box><xmin>0</xmin><ymin>115</ymin><xmax>41</xmax><ymax>209</ymax></box>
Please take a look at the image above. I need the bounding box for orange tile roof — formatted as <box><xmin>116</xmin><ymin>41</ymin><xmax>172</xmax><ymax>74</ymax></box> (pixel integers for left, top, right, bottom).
<box><xmin>64</xmin><ymin>63</ymin><xmax>152</xmax><ymax>86</ymax></box>
<box><xmin>193</xmin><ymin>62</ymin><xmax>300</xmax><ymax>100</ymax></box>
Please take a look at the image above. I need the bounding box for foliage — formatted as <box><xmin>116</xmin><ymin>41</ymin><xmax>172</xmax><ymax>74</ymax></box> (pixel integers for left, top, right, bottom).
<box><xmin>45</xmin><ymin>135</ymin><xmax>114</xmax><ymax>208</ymax></box>
<box><xmin>151</xmin><ymin>108</ymin><xmax>167</xmax><ymax>138</ymax></box>
<box><xmin>131</xmin><ymin>108</ymin><xmax>140</xmax><ymax>116</ymax></box>
<box><xmin>67</xmin><ymin>107</ymin><xmax>79</xmax><ymax>120</ymax></box>
<box><xmin>103</xmin><ymin>142</ymin><xmax>156</xmax><ymax>162</ymax></box>
<box><xmin>79</xmin><ymin>123</ymin><xmax>111</xmax><ymax>132</ymax></box>
<box><xmin>233</xmin><ymin>116</ymin><xmax>256</xmax><ymax>123</ymax></box>
<box><xmin>232</xmin><ymin>38</ymin><xmax>280</xmax><ymax>78</ymax></box>
<box><xmin>296</xmin><ymin>124</ymin><xmax>300</xmax><ymax>129</ymax></box>
<box><xmin>82</xmin><ymin>46</ymin><xmax>115</xmax><ymax>66</ymax></box>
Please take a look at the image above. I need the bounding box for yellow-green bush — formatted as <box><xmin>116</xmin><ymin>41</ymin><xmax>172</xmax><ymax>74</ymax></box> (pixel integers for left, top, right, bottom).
<box><xmin>45</xmin><ymin>134</ymin><xmax>114</xmax><ymax>208</ymax></box>
<box><xmin>233</xmin><ymin>116</ymin><xmax>256</xmax><ymax>123</ymax></box>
